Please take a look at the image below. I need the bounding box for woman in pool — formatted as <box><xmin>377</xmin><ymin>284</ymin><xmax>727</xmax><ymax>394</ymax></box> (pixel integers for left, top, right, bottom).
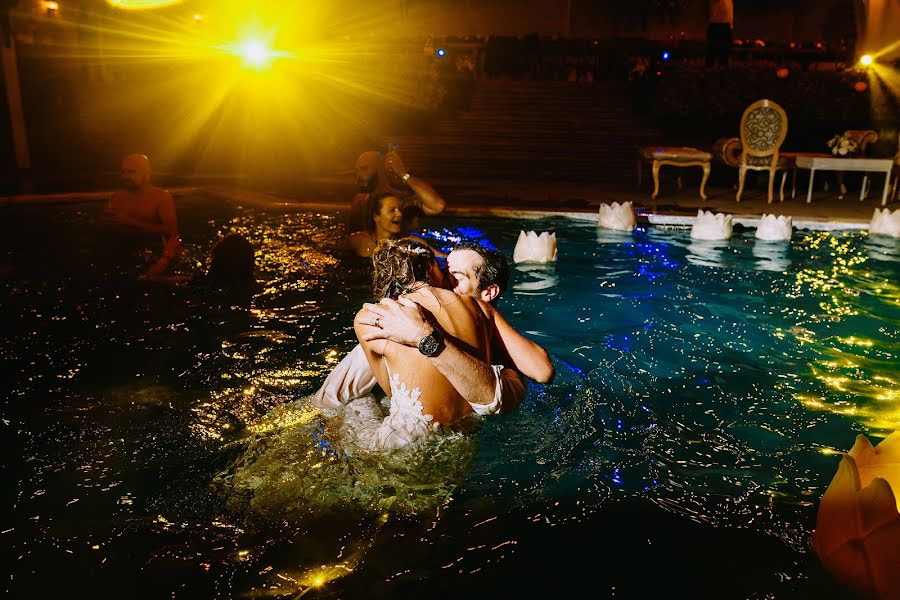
<box><xmin>142</xmin><ymin>233</ymin><xmax>259</xmax><ymax>302</ymax></box>
<box><xmin>346</xmin><ymin>193</ymin><xmax>445</xmax><ymax>259</ymax></box>
<box><xmin>348</xmin><ymin>238</ymin><xmax>493</xmax><ymax>450</ymax></box>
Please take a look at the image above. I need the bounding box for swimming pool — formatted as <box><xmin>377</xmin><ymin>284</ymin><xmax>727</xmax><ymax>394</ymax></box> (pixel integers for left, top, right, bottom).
<box><xmin>2</xmin><ymin>192</ymin><xmax>898</xmax><ymax>598</ymax></box>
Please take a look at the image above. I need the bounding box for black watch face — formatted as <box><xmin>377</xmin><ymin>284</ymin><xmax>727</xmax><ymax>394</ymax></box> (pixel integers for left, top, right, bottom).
<box><xmin>419</xmin><ymin>334</ymin><xmax>440</xmax><ymax>356</ymax></box>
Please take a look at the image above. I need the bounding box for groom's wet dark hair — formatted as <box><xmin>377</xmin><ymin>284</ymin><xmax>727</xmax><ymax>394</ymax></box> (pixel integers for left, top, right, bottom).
<box><xmin>452</xmin><ymin>242</ymin><xmax>509</xmax><ymax>298</ymax></box>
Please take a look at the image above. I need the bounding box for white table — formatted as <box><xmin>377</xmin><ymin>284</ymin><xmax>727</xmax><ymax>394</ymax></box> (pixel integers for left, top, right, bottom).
<box><xmin>795</xmin><ymin>155</ymin><xmax>894</xmax><ymax>205</ymax></box>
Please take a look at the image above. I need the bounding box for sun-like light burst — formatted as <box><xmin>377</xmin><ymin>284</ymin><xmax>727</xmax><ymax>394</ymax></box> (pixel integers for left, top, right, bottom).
<box><xmin>13</xmin><ymin>0</ymin><xmax>444</xmax><ymax>178</ymax></box>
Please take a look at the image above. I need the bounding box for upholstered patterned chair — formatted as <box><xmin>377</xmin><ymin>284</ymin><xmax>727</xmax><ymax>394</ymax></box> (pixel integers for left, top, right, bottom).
<box><xmin>736</xmin><ymin>99</ymin><xmax>789</xmax><ymax>203</ymax></box>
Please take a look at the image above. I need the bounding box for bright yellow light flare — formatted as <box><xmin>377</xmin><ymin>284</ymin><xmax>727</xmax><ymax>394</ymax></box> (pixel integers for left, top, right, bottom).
<box><xmin>44</xmin><ymin>1</ymin><xmax>59</xmax><ymax>10</ymax></box>
<box><xmin>107</xmin><ymin>0</ymin><xmax>182</xmax><ymax>9</ymax></box>
<box><xmin>51</xmin><ymin>1</ymin><xmax>448</xmax><ymax>184</ymax></box>
<box><xmin>240</xmin><ymin>39</ymin><xmax>271</xmax><ymax>67</ymax></box>
<box><xmin>219</xmin><ymin>37</ymin><xmax>290</xmax><ymax>69</ymax></box>
<box><xmin>860</xmin><ymin>54</ymin><xmax>873</xmax><ymax>66</ymax></box>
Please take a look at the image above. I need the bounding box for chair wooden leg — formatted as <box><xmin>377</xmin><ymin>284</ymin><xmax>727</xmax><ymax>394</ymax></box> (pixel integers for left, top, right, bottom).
<box><xmin>806</xmin><ymin>168</ymin><xmax>816</xmax><ymax>204</ymax></box>
<box><xmin>779</xmin><ymin>170</ymin><xmax>787</xmax><ymax>203</ymax></box>
<box><xmin>767</xmin><ymin>168</ymin><xmax>775</xmax><ymax>204</ymax></box>
<box><xmin>736</xmin><ymin>166</ymin><xmax>747</xmax><ymax>202</ymax></box>
<box><xmin>860</xmin><ymin>174</ymin><xmax>869</xmax><ymax>201</ymax></box>
<box><xmin>699</xmin><ymin>163</ymin><xmax>710</xmax><ymax>201</ymax></box>
<box><xmin>651</xmin><ymin>161</ymin><xmax>661</xmax><ymax>200</ymax></box>
<box><xmin>791</xmin><ymin>167</ymin><xmax>797</xmax><ymax>200</ymax></box>
<box><xmin>837</xmin><ymin>171</ymin><xmax>846</xmax><ymax>199</ymax></box>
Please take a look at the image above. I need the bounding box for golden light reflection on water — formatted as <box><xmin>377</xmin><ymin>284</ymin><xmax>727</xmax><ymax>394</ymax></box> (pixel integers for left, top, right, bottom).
<box><xmin>296</xmin><ymin>563</ymin><xmax>355</xmax><ymax>591</ymax></box>
<box><xmin>789</xmin><ymin>232</ymin><xmax>900</xmax><ymax>435</ymax></box>
<box><xmin>246</xmin><ymin>403</ymin><xmax>319</xmax><ymax>435</ymax></box>
<box><xmin>792</xmin><ymin>233</ymin><xmax>868</xmax><ymax>317</ymax></box>
<box><xmin>801</xmin><ymin>349</ymin><xmax>900</xmax><ymax>434</ymax></box>
<box><xmin>253</xmin><ymin>367</ymin><xmax>322</xmax><ymax>388</ymax></box>
<box><xmin>837</xmin><ymin>336</ymin><xmax>874</xmax><ymax>348</ymax></box>
<box><xmin>187</xmin><ymin>366</ymin><xmax>331</xmax><ymax>440</ymax></box>
<box><xmin>240</xmin><ymin>561</ymin><xmax>357</xmax><ymax>598</ymax></box>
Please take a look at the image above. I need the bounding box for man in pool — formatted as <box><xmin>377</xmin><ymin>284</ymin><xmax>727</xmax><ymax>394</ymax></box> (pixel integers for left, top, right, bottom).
<box><xmin>102</xmin><ymin>153</ymin><xmax>182</xmax><ymax>278</ymax></box>
<box><xmin>350</xmin><ymin>239</ymin><xmax>494</xmax><ymax>449</ymax></box>
<box><xmin>348</xmin><ymin>149</ymin><xmax>447</xmax><ymax>234</ymax></box>
<box><xmin>314</xmin><ymin>242</ymin><xmax>554</xmax><ymax>416</ymax></box>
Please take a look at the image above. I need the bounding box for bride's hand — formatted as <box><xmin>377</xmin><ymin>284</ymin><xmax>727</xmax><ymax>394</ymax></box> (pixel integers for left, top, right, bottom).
<box><xmin>358</xmin><ymin>297</ymin><xmax>431</xmax><ymax>346</ymax></box>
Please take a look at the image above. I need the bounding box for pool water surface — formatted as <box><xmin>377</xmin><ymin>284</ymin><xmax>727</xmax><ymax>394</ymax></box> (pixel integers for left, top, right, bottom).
<box><xmin>1</xmin><ymin>193</ymin><xmax>898</xmax><ymax>598</ymax></box>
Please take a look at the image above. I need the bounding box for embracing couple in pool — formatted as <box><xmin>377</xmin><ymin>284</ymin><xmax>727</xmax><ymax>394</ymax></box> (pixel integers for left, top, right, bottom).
<box><xmin>313</xmin><ymin>238</ymin><xmax>554</xmax><ymax>451</ymax></box>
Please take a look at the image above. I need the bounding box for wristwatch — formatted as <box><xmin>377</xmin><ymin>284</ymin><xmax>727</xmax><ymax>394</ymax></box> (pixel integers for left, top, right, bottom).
<box><xmin>417</xmin><ymin>328</ymin><xmax>444</xmax><ymax>357</ymax></box>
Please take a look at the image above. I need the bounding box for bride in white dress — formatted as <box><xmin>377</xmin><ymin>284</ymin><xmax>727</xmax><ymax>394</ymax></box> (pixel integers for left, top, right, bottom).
<box><xmin>343</xmin><ymin>238</ymin><xmax>496</xmax><ymax>451</ymax></box>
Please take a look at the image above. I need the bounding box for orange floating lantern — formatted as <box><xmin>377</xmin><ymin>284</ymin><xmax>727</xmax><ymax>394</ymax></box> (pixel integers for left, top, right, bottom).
<box><xmin>776</xmin><ymin>67</ymin><xmax>790</xmax><ymax>79</ymax></box>
<box><xmin>854</xmin><ymin>80</ymin><xmax>868</xmax><ymax>92</ymax></box>
<box><xmin>811</xmin><ymin>432</ymin><xmax>900</xmax><ymax>599</ymax></box>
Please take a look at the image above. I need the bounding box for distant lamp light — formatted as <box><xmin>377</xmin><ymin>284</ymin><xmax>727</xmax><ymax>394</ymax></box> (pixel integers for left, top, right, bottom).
<box><xmin>44</xmin><ymin>1</ymin><xmax>59</xmax><ymax>10</ymax></box>
<box><xmin>193</xmin><ymin>13</ymin><xmax>202</xmax><ymax>21</ymax></box>
<box><xmin>655</xmin><ymin>71</ymin><xmax>662</xmax><ymax>76</ymax></box>
<box><xmin>776</xmin><ymin>67</ymin><xmax>790</xmax><ymax>79</ymax></box>
<box><xmin>860</xmin><ymin>54</ymin><xmax>873</xmax><ymax>66</ymax></box>
<box><xmin>854</xmin><ymin>80</ymin><xmax>869</xmax><ymax>92</ymax></box>
<box><xmin>661</xmin><ymin>51</ymin><xmax>671</xmax><ymax>61</ymax></box>
<box><xmin>436</xmin><ymin>48</ymin><xmax>445</xmax><ymax>57</ymax></box>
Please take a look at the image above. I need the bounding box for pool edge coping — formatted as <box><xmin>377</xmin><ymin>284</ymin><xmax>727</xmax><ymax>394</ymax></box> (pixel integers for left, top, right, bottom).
<box><xmin>2</xmin><ymin>186</ymin><xmax>879</xmax><ymax>232</ymax></box>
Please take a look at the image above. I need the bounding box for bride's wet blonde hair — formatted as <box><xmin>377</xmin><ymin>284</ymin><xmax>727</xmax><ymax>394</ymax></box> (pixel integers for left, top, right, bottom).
<box><xmin>371</xmin><ymin>239</ymin><xmax>435</xmax><ymax>299</ymax></box>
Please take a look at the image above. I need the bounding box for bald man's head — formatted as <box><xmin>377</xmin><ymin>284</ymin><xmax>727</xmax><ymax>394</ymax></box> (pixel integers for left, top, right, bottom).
<box><xmin>355</xmin><ymin>151</ymin><xmax>383</xmax><ymax>193</ymax></box>
<box><xmin>120</xmin><ymin>153</ymin><xmax>151</xmax><ymax>193</ymax></box>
